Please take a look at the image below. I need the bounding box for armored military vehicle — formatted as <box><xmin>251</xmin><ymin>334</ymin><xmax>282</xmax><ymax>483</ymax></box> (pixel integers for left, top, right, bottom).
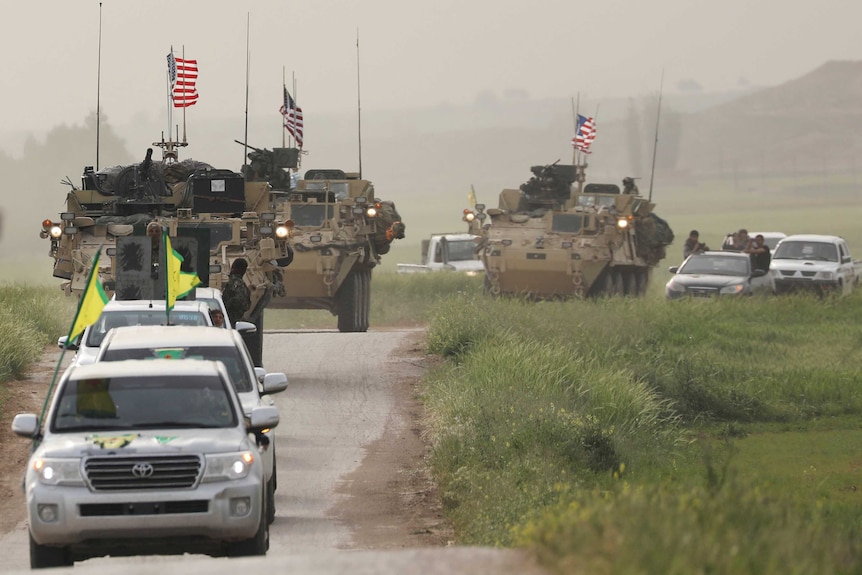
<box><xmin>41</xmin><ymin>142</ymin><xmax>294</xmax><ymax>364</ymax></box>
<box><xmin>240</xmin><ymin>143</ymin><xmax>405</xmax><ymax>332</ymax></box>
<box><xmin>464</xmin><ymin>162</ymin><xmax>673</xmax><ymax>298</ymax></box>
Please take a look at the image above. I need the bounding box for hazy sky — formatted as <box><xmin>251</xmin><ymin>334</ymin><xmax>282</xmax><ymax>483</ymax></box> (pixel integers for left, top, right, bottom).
<box><xmin>3</xmin><ymin>0</ymin><xmax>859</xmax><ymax>134</ymax></box>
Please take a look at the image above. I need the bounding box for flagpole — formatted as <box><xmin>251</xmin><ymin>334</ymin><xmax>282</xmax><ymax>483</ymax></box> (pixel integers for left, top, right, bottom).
<box><xmin>292</xmin><ymin>72</ymin><xmax>298</xmax><ymax>149</ymax></box>
<box><xmin>570</xmin><ymin>96</ymin><xmax>578</xmax><ymax>166</ymax></box>
<box><xmin>281</xmin><ymin>67</ymin><xmax>286</xmax><ymax>148</ymax></box>
<box><xmin>163</xmin><ymin>231</ymin><xmax>170</xmax><ymax>326</ymax></box>
<box><xmin>167</xmin><ymin>46</ymin><xmax>174</xmax><ymax>154</ymax></box>
<box><xmin>243</xmin><ymin>13</ymin><xmax>250</xmax><ymax>169</ymax></box>
<box><xmin>181</xmin><ymin>45</ymin><xmax>188</xmax><ymax>146</ymax></box>
<box><xmin>96</xmin><ymin>2</ymin><xmax>103</xmax><ymax>170</ymax></box>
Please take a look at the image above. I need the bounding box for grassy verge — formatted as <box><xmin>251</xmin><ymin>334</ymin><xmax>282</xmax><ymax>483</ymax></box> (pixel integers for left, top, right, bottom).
<box><xmin>422</xmin><ymin>291</ymin><xmax>862</xmax><ymax>574</ymax></box>
<box><xmin>0</xmin><ymin>285</ymin><xmax>71</xmax><ymax>411</ymax></box>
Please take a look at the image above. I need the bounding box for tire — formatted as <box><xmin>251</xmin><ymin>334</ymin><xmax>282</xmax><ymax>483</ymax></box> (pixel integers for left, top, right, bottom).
<box><xmin>30</xmin><ymin>534</ymin><xmax>72</xmax><ymax>569</ymax></box>
<box><xmin>601</xmin><ymin>269</ymin><xmax>614</xmax><ymax>297</ymax></box>
<box><xmin>635</xmin><ymin>269</ymin><xmax>650</xmax><ymax>296</ymax></box>
<box><xmin>266</xmin><ymin>473</ymin><xmax>276</xmax><ymax>525</ymax></box>
<box><xmin>336</xmin><ymin>271</ymin><xmax>361</xmax><ymax>332</ymax></box>
<box><xmin>623</xmin><ymin>269</ymin><xmax>638</xmax><ymax>296</ymax></box>
<box><xmin>360</xmin><ymin>269</ymin><xmax>371</xmax><ymax>332</ymax></box>
<box><xmin>611</xmin><ymin>269</ymin><xmax>625</xmax><ymax>296</ymax></box>
<box><xmin>228</xmin><ymin>490</ymin><xmax>268</xmax><ymax>557</ymax></box>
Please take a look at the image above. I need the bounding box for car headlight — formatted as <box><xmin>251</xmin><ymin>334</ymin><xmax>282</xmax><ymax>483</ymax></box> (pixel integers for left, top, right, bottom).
<box><xmin>819</xmin><ymin>271</ymin><xmax>834</xmax><ymax>280</ymax></box>
<box><xmin>202</xmin><ymin>451</ymin><xmax>255</xmax><ymax>482</ymax></box>
<box><xmin>720</xmin><ymin>284</ymin><xmax>745</xmax><ymax>295</ymax></box>
<box><xmin>666</xmin><ymin>279</ymin><xmax>685</xmax><ymax>293</ymax></box>
<box><xmin>33</xmin><ymin>458</ymin><xmax>84</xmax><ymax>486</ymax></box>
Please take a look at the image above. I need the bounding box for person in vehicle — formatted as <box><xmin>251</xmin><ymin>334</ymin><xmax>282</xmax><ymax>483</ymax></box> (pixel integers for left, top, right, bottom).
<box><xmin>222</xmin><ymin>258</ymin><xmax>251</xmax><ymax>325</ymax></box>
<box><xmin>210</xmin><ymin>309</ymin><xmax>226</xmax><ymax>328</ymax></box>
<box><xmin>683</xmin><ymin>230</ymin><xmax>709</xmax><ymax>259</ymax></box>
<box><xmin>745</xmin><ymin>234</ymin><xmax>771</xmax><ymax>271</ymax></box>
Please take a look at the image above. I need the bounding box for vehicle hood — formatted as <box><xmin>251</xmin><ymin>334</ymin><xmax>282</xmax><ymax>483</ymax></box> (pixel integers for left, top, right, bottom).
<box><xmin>670</xmin><ymin>274</ymin><xmax>747</xmax><ymax>288</ymax></box>
<box><xmin>770</xmin><ymin>259</ymin><xmax>838</xmax><ymax>272</ymax></box>
<box><xmin>446</xmin><ymin>260</ymin><xmax>485</xmax><ymax>272</ymax></box>
<box><xmin>37</xmin><ymin>428</ymin><xmax>252</xmax><ymax>458</ymax></box>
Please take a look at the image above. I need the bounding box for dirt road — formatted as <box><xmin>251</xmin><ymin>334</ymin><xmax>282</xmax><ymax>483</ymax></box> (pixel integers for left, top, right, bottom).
<box><xmin>0</xmin><ymin>328</ymin><xmax>547</xmax><ymax>574</ymax></box>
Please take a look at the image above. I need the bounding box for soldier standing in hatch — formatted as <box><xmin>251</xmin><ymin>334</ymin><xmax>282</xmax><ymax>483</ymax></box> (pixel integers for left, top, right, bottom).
<box><xmin>222</xmin><ymin>258</ymin><xmax>251</xmax><ymax>326</ymax></box>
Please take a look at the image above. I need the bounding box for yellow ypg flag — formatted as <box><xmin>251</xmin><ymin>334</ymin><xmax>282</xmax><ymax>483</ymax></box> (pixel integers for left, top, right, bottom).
<box><xmin>164</xmin><ymin>233</ymin><xmax>201</xmax><ymax>311</ymax></box>
<box><xmin>468</xmin><ymin>185</ymin><xmax>477</xmax><ymax>209</ymax></box>
<box><xmin>67</xmin><ymin>248</ymin><xmax>109</xmax><ymax>342</ymax></box>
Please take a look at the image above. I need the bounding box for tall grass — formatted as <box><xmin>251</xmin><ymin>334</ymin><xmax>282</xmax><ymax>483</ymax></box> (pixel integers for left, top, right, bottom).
<box><xmin>422</xmin><ymin>290</ymin><xmax>862</xmax><ymax>573</ymax></box>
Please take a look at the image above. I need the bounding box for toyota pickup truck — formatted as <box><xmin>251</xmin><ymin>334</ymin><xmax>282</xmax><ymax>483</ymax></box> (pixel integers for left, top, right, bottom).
<box><xmin>397</xmin><ymin>233</ymin><xmax>484</xmax><ymax>274</ymax></box>
<box><xmin>770</xmin><ymin>234</ymin><xmax>861</xmax><ymax>296</ymax></box>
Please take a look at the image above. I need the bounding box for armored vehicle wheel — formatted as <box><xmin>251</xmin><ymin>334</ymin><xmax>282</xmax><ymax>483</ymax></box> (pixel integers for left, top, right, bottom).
<box><xmin>30</xmin><ymin>534</ymin><xmax>72</xmax><ymax>569</ymax></box>
<box><xmin>358</xmin><ymin>269</ymin><xmax>371</xmax><ymax>332</ymax></box>
<box><xmin>337</xmin><ymin>271</ymin><xmax>361</xmax><ymax>332</ymax></box>
<box><xmin>636</xmin><ymin>269</ymin><xmax>650</xmax><ymax>296</ymax></box>
<box><xmin>601</xmin><ymin>269</ymin><xmax>615</xmax><ymax>297</ymax></box>
<box><xmin>623</xmin><ymin>269</ymin><xmax>638</xmax><ymax>296</ymax></box>
<box><xmin>611</xmin><ymin>269</ymin><xmax>625</xmax><ymax>296</ymax></box>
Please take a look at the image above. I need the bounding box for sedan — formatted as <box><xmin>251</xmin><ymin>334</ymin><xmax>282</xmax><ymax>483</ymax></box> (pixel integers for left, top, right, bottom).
<box><xmin>666</xmin><ymin>251</ymin><xmax>773</xmax><ymax>299</ymax></box>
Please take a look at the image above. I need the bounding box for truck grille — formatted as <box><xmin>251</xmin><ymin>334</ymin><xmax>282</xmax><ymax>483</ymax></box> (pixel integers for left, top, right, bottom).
<box><xmin>84</xmin><ymin>455</ymin><xmax>202</xmax><ymax>491</ymax></box>
<box><xmin>688</xmin><ymin>287</ymin><xmax>718</xmax><ymax>297</ymax></box>
<box><xmin>79</xmin><ymin>500</ymin><xmax>208</xmax><ymax>516</ymax></box>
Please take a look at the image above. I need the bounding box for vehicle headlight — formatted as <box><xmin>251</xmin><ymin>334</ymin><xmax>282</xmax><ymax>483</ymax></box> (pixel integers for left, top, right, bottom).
<box><xmin>275</xmin><ymin>225</ymin><xmax>290</xmax><ymax>239</ymax></box>
<box><xmin>464</xmin><ymin>212</ymin><xmax>476</xmax><ymax>222</ymax></box>
<box><xmin>366</xmin><ymin>206</ymin><xmax>378</xmax><ymax>218</ymax></box>
<box><xmin>720</xmin><ymin>284</ymin><xmax>745</xmax><ymax>295</ymax></box>
<box><xmin>202</xmin><ymin>451</ymin><xmax>255</xmax><ymax>482</ymax></box>
<box><xmin>616</xmin><ymin>218</ymin><xmax>629</xmax><ymax>229</ymax></box>
<box><xmin>819</xmin><ymin>271</ymin><xmax>834</xmax><ymax>280</ymax></box>
<box><xmin>49</xmin><ymin>225</ymin><xmax>63</xmax><ymax>239</ymax></box>
<box><xmin>666</xmin><ymin>279</ymin><xmax>685</xmax><ymax>293</ymax></box>
<box><xmin>33</xmin><ymin>458</ymin><xmax>84</xmax><ymax>486</ymax></box>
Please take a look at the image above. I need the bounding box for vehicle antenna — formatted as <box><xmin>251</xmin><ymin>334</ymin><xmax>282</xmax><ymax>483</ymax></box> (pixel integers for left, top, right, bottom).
<box><xmin>96</xmin><ymin>2</ymin><xmax>103</xmax><ymax>170</ymax></box>
<box><xmin>648</xmin><ymin>69</ymin><xmax>664</xmax><ymax>202</ymax></box>
<box><xmin>356</xmin><ymin>28</ymin><xmax>363</xmax><ymax>179</ymax></box>
<box><xmin>243</xmin><ymin>13</ymin><xmax>250</xmax><ymax>169</ymax></box>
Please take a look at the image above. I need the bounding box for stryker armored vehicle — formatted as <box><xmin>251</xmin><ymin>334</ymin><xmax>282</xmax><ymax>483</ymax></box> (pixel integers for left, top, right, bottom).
<box><xmin>464</xmin><ymin>162</ymin><xmax>673</xmax><ymax>298</ymax></box>
<box><xmin>240</xmin><ymin>143</ymin><xmax>405</xmax><ymax>332</ymax></box>
<box><xmin>40</xmin><ymin>142</ymin><xmax>294</xmax><ymax>364</ymax></box>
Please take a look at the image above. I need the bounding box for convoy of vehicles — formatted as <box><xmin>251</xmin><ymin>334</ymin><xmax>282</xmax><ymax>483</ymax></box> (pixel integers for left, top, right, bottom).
<box><xmin>396</xmin><ymin>233</ymin><xmax>483</xmax><ymax>274</ymax></box>
<box><xmin>769</xmin><ymin>234</ymin><xmax>860</xmax><ymax>296</ymax></box>
<box><xmin>12</xmin><ymin>359</ymin><xmax>279</xmax><ymax>567</ymax></box>
<box><xmin>464</xmin><ymin>164</ymin><xmax>674</xmax><ymax>298</ymax></box>
<box><xmin>665</xmin><ymin>251</ymin><xmax>773</xmax><ymax>299</ymax></box>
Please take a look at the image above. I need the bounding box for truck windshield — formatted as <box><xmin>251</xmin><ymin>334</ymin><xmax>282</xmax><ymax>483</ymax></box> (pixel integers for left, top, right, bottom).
<box><xmin>86</xmin><ymin>311</ymin><xmax>208</xmax><ymax>348</ymax></box>
<box><xmin>773</xmin><ymin>241</ymin><xmax>838</xmax><ymax>262</ymax></box>
<box><xmin>51</xmin><ymin>374</ymin><xmax>236</xmax><ymax>432</ymax></box>
<box><xmin>290</xmin><ymin>204</ymin><xmax>335</xmax><ymax>227</ymax></box>
<box><xmin>442</xmin><ymin>240</ymin><xmax>478</xmax><ymax>262</ymax></box>
<box><xmin>101</xmin><ymin>346</ymin><xmax>253</xmax><ymax>392</ymax></box>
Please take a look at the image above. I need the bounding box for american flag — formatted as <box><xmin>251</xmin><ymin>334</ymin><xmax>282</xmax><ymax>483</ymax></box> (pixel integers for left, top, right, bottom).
<box><xmin>167</xmin><ymin>52</ymin><xmax>198</xmax><ymax>108</ymax></box>
<box><xmin>279</xmin><ymin>86</ymin><xmax>304</xmax><ymax>147</ymax></box>
<box><xmin>571</xmin><ymin>114</ymin><xmax>596</xmax><ymax>154</ymax></box>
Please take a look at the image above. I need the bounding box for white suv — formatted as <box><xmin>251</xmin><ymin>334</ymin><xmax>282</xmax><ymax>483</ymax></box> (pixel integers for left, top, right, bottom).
<box><xmin>58</xmin><ymin>299</ymin><xmax>213</xmax><ymax>367</ymax></box>
<box><xmin>12</xmin><ymin>359</ymin><xmax>279</xmax><ymax>568</ymax></box>
<box><xmin>94</xmin><ymin>325</ymin><xmax>288</xmax><ymax>524</ymax></box>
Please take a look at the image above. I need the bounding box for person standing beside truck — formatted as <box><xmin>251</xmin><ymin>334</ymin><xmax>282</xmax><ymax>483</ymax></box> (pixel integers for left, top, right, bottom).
<box><xmin>222</xmin><ymin>258</ymin><xmax>251</xmax><ymax>326</ymax></box>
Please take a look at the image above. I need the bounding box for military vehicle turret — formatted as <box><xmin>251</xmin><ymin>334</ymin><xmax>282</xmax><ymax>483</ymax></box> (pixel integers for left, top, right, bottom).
<box><xmin>464</xmin><ymin>162</ymin><xmax>673</xmax><ymax>298</ymax></box>
<box><xmin>240</xmin><ymin>142</ymin><xmax>405</xmax><ymax>332</ymax></box>
<box><xmin>40</xmin><ymin>141</ymin><xmax>294</xmax><ymax>364</ymax></box>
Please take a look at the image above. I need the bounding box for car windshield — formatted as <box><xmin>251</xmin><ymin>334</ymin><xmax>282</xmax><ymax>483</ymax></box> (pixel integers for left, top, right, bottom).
<box><xmin>437</xmin><ymin>240</ymin><xmax>477</xmax><ymax>262</ymax></box>
<box><xmin>101</xmin><ymin>346</ymin><xmax>254</xmax><ymax>392</ymax></box>
<box><xmin>51</xmin><ymin>373</ymin><xmax>237</xmax><ymax>432</ymax></box>
<box><xmin>86</xmin><ymin>310</ymin><xmax>208</xmax><ymax>347</ymax></box>
<box><xmin>679</xmin><ymin>255</ymin><xmax>750</xmax><ymax>276</ymax></box>
<box><xmin>773</xmin><ymin>241</ymin><xmax>838</xmax><ymax>262</ymax></box>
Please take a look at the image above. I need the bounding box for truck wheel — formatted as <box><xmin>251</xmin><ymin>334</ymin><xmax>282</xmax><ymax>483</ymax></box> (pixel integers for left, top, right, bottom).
<box><xmin>336</xmin><ymin>271</ymin><xmax>359</xmax><ymax>332</ymax></box>
<box><xmin>358</xmin><ymin>269</ymin><xmax>371</xmax><ymax>332</ymax></box>
<box><xmin>227</xmin><ymin>491</ymin><xmax>268</xmax><ymax>557</ymax></box>
<box><xmin>601</xmin><ymin>269</ymin><xmax>614</xmax><ymax>297</ymax></box>
<box><xmin>623</xmin><ymin>269</ymin><xmax>638</xmax><ymax>296</ymax></box>
<box><xmin>30</xmin><ymin>534</ymin><xmax>72</xmax><ymax>569</ymax></box>
<box><xmin>266</xmin><ymin>473</ymin><xmax>276</xmax><ymax>525</ymax></box>
<box><xmin>636</xmin><ymin>269</ymin><xmax>650</xmax><ymax>296</ymax></box>
<box><xmin>611</xmin><ymin>269</ymin><xmax>625</xmax><ymax>296</ymax></box>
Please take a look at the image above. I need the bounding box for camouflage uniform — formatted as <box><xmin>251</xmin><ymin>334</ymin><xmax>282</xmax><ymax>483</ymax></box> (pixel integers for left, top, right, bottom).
<box><xmin>222</xmin><ymin>274</ymin><xmax>251</xmax><ymax>325</ymax></box>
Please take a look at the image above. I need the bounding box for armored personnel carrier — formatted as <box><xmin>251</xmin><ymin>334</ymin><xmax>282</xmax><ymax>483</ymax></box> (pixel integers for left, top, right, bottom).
<box><xmin>40</xmin><ymin>143</ymin><xmax>294</xmax><ymax>364</ymax></box>
<box><xmin>464</xmin><ymin>162</ymin><xmax>673</xmax><ymax>298</ymax></box>
<box><xmin>241</xmin><ymin>143</ymin><xmax>405</xmax><ymax>332</ymax></box>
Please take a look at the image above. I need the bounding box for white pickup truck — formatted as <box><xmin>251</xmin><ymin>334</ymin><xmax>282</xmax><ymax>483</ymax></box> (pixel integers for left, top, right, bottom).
<box><xmin>770</xmin><ymin>234</ymin><xmax>861</xmax><ymax>296</ymax></box>
<box><xmin>397</xmin><ymin>233</ymin><xmax>484</xmax><ymax>274</ymax></box>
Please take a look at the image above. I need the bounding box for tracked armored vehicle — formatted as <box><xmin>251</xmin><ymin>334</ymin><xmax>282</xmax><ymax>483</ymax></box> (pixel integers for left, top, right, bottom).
<box><xmin>241</xmin><ymin>144</ymin><xmax>405</xmax><ymax>332</ymax></box>
<box><xmin>465</xmin><ymin>162</ymin><xmax>673</xmax><ymax>298</ymax></box>
<box><xmin>41</xmin><ymin>143</ymin><xmax>294</xmax><ymax>364</ymax></box>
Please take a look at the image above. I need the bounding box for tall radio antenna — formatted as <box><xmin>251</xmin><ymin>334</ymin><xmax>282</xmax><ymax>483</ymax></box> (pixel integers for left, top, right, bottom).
<box><xmin>648</xmin><ymin>69</ymin><xmax>664</xmax><ymax>202</ymax></box>
<box><xmin>243</xmin><ymin>13</ymin><xmax>250</xmax><ymax>169</ymax></box>
<box><xmin>356</xmin><ymin>28</ymin><xmax>363</xmax><ymax>179</ymax></box>
<box><xmin>95</xmin><ymin>2</ymin><xmax>103</xmax><ymax>170</ymax></box>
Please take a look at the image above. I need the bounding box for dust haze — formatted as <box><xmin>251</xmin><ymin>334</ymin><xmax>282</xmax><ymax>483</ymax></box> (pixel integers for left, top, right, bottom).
<box><xmin>2</xmin><ymin>0</ymin><xmax>861</xmax><ymax>275</ymax></box>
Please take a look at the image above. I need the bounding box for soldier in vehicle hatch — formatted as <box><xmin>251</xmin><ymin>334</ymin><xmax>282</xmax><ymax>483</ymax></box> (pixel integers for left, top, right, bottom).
<box><xmin>222</xmin><ymin>258</ymin><xmax>251</xmax><ymax>326</ymax></box>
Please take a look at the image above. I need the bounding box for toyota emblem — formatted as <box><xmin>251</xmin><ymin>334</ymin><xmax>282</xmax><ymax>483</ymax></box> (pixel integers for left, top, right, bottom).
<box><xmin>131</xmin><ymin>462</ymin><xmax>155</xmax><ymax>478</ymax></box>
